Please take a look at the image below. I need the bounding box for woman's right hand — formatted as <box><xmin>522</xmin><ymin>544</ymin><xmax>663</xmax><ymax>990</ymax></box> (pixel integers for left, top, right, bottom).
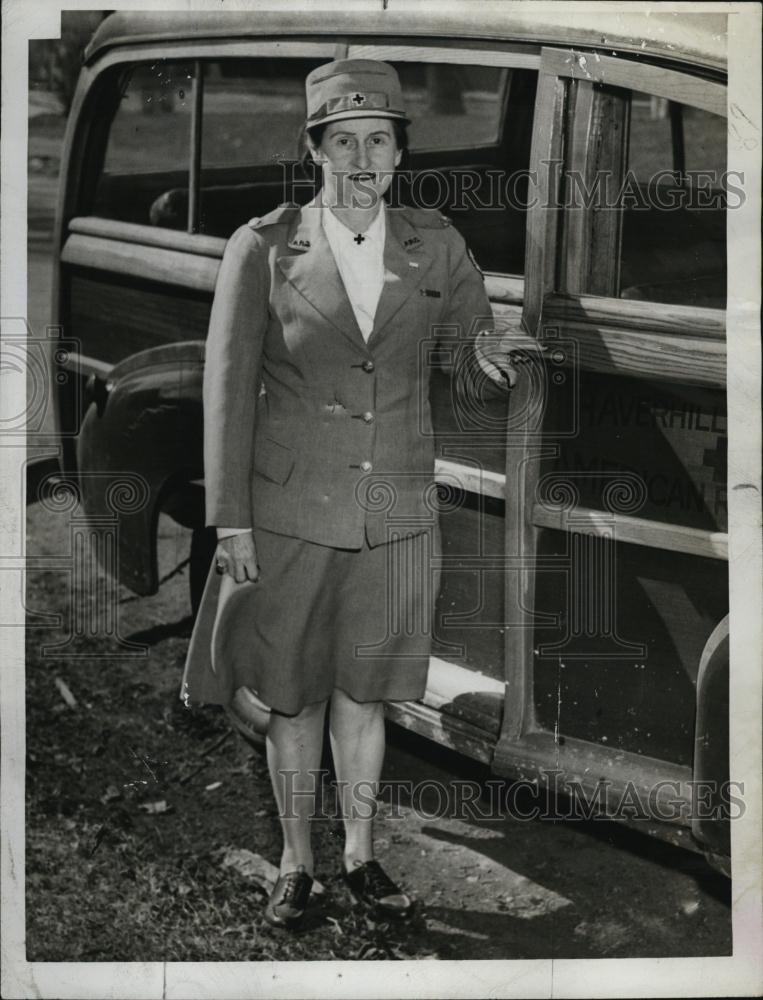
<box><xmin>215</xmin><ymin>531</ymin><xmax>259</xmax><ymax>583</ymax></box>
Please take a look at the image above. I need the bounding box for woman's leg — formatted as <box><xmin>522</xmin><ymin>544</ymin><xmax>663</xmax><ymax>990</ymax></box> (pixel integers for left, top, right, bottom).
<box><xmin>328</xmin><ymin>688</ymin><xmax>385</xmax><ymax>868</ymax></box>
<box><xmin>266</xmin><ymin>699</ymin><xmax>328</xmax><ymax>876</ymax></box>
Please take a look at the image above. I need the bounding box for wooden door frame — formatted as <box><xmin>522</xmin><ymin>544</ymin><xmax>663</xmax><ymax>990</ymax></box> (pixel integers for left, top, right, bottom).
<box><xmin>493</xmin><ymin>47</ymin><xmax>728</xmax><ymax>838</ymax></box>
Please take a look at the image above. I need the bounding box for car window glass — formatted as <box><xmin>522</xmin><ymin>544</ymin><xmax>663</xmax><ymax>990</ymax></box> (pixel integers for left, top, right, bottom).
<box><xmin>201</xmin><ymin>58</ymin><xmax>324</xmax><ymax>169</ymax></box>
<box><xmin>197</xmin><ymin>57</ymin><xmax>326</xmax><ymax>237</ymax></box>
<box><xmin>682</xmin><ymin>105</ymin><xmax>728</xmax><ymax>179</ymax></box>
<box><xmin>560</xmin><ymin>84</ymin><xmax>727</xmax><ymax>309</ymax></box>
<box><xmin>626</xmin><ymin>92</ymin><xmax>674</xmax><ymax>183</ymax></box>
<box><xmin>87</xmin><ymin>53</ymin><xmax>537</xmax><ymax>278</ymax></box>
<box><xmin>395</xmin><ymin>63</ymin><xmax>508</xmax><ymax>151</ymax></box>
<box><xmin>393</xmin><ymin>64</ymin><xmax>537</xmax><ymax>276</ymax></box>
<box><xmin>91</xmin><ymin>61</ymin><xmax>195</xmax><ymax>230</ymax></box>
<box><xmin>622</xmin><ymin>92</ymin><xmax>726</xmax><ymax>308</ymax></box>
<box><xmin>628</xmin><ymin>91</ymin><xmax>728</xmax><ymax>187</ymax></box>
<box><xmin>197</xmin><ymin>57</ymin><xmax>536</xmax><ymax>276</ymax></box>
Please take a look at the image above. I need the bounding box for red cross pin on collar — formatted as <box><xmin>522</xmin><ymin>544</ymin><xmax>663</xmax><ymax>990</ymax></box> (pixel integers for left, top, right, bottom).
<box><xmin>352</xmin><ymin>92</ymin><xmax>366</xmax><ymax>106</ymax></box>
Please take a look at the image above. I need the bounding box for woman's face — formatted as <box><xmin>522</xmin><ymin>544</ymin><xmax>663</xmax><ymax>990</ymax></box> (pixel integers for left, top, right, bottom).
<box><xmin>311</xmin><ymin>117</ymin><xmax>402</xmax><ymax>210</ymax></box>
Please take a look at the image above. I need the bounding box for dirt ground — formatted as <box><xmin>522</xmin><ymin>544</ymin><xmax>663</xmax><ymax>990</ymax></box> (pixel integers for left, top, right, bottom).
<box><xmin>23</xmin><ymin>96</ymin><xmax>731</xmax><ymax>964</ymax></box>
<box><xmin>23</xmin><ymin>497</ymin><xmax>732</xmax><ymax>962</ymax></box>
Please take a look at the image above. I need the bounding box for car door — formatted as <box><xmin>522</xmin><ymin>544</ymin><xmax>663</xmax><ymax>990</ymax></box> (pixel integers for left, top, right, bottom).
<box><xmin>493</xmin><ymin>46</ymin><xmax>728</xmax><ymax>844</ymax></box>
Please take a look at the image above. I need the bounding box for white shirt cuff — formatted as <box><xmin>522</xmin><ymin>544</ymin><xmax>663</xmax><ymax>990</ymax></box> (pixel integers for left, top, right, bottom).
<box><xmin>216</xmin><ymin>527</ymin><xmax>253</xmax><ymax>539</ymax></box>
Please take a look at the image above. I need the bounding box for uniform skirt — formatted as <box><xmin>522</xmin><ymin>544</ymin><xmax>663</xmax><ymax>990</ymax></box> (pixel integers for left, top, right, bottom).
<box><xmin>180</xmin><ymin>525</ymin><xmax>439</xmax><ymax>715</ymax></box>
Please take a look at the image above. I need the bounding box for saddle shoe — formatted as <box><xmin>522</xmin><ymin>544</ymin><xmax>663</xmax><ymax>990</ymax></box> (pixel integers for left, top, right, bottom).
<box><xmin>342</xmin><ymin>859</ymin><xmax>413</xmax><ymax>919</ymax></box>
<box><xmin>263</xmin><ymin>866</ymin><xmax>313</xmax><ymax>929</ymax></box>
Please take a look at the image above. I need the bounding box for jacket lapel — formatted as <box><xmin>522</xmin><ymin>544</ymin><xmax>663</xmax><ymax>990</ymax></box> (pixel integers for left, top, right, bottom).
<box><xmin>369</xmin><ymin>207</ymin><xmax>434</xmax><ymax>344</ymax></box>
<box><xmin>276</xmin><ymin>196</ymin><xmax>365</xmax><ymax>351</ymax></box>
<box><xmin>276</xmin><ymin>198</ymin><xmax>435</xmax><ymax>352</ymax></box>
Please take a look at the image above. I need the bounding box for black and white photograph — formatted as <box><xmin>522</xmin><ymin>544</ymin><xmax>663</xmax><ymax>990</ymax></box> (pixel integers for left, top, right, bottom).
<box><xmin>1</xmin><ymin>1</ymin><xmax>761</xmax><ymax>997</ymax></box>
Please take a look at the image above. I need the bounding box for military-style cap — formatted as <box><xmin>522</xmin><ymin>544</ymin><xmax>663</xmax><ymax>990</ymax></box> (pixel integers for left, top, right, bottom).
<box><xmin>305</xmin><ymin>59</ymin><xmax>409</xmax><ymax>129</ymax></box>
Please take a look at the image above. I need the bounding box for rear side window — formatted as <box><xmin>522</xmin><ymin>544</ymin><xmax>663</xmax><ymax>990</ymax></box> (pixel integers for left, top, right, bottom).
<box><xmin>622</xmin><ymin>92</ymin><xmax>727</xmax><ymax>307</ymax></box>
<box><xmin>559</xmin><ymin>83</ymin><xmax>727</xmax><ymax>309</ymax></box>
<box><xmin>197</xmin><ymin>57</ymin><xmax>325</xmax><ymax>237</ymax></box>
<box><xmin>395</xmin><ymin>63</ymin><xmax>509</xmax><ymax>151</ymax></box>
<box><xmin>91</xmin><ymin>61</ymin><xmax>196</xmax><ymax>230</ymax></box>
<box><xmin>84</xmin><ymin>53</ymin><xmax>538</xmax><ymax>276</ymax></box>
<box><xmin>200</xmin><ymin>58</ymin><xmax>324</xmax><ymax>169</ymax></box>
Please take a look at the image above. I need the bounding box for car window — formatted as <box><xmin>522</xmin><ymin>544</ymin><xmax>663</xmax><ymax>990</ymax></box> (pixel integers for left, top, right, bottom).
<box><xmin>86</xmin><ymin>53</ymin><xmax>537</xmax><ymax>277</ymax></box>
<box><xmin>394</xmin><ymin>63</ymin><xmax>508</xmax><ymax>151</ymax></box>
<box><xmin>196</xmin><ymin>57</ymin><xmax>327</xmax><ymax>236</ymax></box>
<box><xmin>628</xmin><ymin>92</ymin><xmax>727</xmax><ymax>185</ymax></box>
<box><xmin>200</xmin><ymin>58</ymin><xmax>326</xmax><ymax>169</ymax></box>
<box><xmin>197</xmin><ymin>56</ymin><xmax>536</xmax><ymax>276</ymax></box>
<box><xmin>91</xmin><ymin>61</ymin><xmax>196</xmax><ymax>230</ymax></box>
<box><xmin>623</xmin><ymin>92</ymin><xmax>726</xmax><ymax>309</ymax></box>
<box><xmin>559</xmin><ymin>83</ymin><xmax>727</xmax><ymax>309</ymax></box>
<box><xmin>199</xmin><ymin>60</ymin><xmax>508</xmax><ymax>167</ymax></box>
<box><xmin>392</xmin><ymin>62</ymin><xmax>536</xmax><ymax>276</ymax></box>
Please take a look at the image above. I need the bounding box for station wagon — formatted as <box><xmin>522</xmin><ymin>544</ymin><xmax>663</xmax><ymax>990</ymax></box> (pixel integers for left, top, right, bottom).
<box><xmin>51</xmin><ymin>9</ymin><xmax>731</xmax><ymax>872</ymax></box>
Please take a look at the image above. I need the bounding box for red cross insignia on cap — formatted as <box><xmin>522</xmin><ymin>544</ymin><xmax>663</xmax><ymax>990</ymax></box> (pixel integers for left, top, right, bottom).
<box><xmin>352</xmin><ymin>92</ymin><xmax>366</xmax><ymax>106</ymax></box>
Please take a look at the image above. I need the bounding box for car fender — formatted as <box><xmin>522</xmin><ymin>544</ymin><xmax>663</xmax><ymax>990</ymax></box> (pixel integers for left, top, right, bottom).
<box><xmin>76</xmin><ymin>340</ymin><xmax>206</xmax><ymax>595</ymax></box>
<box><xmin>692</xmin><ymin>614</ymin><xmax>730</xmax><ymax>872</ymax></box>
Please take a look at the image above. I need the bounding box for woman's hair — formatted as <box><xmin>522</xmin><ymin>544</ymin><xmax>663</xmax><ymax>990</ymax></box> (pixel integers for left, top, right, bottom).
<box><xmin>297</xmin><ymin>119</ymin><xmax>411</xmax><ymax>200</ymax></box>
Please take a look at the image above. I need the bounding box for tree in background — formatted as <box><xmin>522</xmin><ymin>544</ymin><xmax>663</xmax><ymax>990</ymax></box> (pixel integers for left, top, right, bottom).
<box><xmin>29</xmin><ymin>11</ymin><xmax>109</xmax><ymax>115</ymax></box>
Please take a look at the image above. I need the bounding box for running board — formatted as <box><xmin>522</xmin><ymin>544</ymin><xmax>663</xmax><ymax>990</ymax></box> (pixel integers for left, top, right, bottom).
<box><xmin>384</xmin><ymin>699</ymin><xmax>496</xmax><ymax>766</ymax></box>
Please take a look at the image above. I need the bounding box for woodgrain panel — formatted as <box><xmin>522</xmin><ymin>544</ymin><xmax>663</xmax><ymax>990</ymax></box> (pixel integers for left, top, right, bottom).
<box><xmin>541</xmin><ymin>47</ymin><xmax>727</xmax><ymax>116</ymax></box>
<box><xmin>532</xmin><ymin>504</ymin><xmax>728</xmax><ymax>560</ymax></box>
<box><xmin>523</xmin><ymin>70</ymin><xmax>566</xmax><ymax>335</ymax></box>
<box><xmin>545</xmin><ymin>292</ymin><xmax>725</xmax><ymax>339</ymax></box>
<box><xmin>435</xmin><ymin>459</ymin><xmax>505</xmax><ymax>500</ymax></box>
<box><xmin>68</xmin><ymin>216</ymin><xmax>226</xmax><ymax>258</ymax></box>
<box><xmin>562</xmin><ymin>83</ymin><xmax>628</xmax><ymax>297</ymax></box>
<box><xmin>67</xmin><ymin>268</ymin><xmax>211</xmax><ymax>366</ymax></box>
<box><xmin>62</xmin><ymin>234</ymin><xmax>220</xmax><ymax>292</ymax></box>
<box><xmin>384</xmin><ymin>699</ymin><xmax>495</xmax><ymax>765</ymax></box>
<box><xmin>550</xmin><ymin>323</ymin><xmax>726</xmax><ymax>386</ymax></box>
<box><xmin>347</xmin><ymin>43</ymin><xmax>541</xmax><ymax>68</ymax></box>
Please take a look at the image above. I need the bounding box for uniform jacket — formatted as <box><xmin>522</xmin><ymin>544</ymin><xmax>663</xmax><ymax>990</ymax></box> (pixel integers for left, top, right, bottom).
<box><xmin>183</xmin><ymin>195</ymin><xmax>498</xmax><ymax>706</ymax></box>
<box><xmin>202</xmin><ymin>193</ymin><xmax>494</xmax><ymax>548</ymax></box>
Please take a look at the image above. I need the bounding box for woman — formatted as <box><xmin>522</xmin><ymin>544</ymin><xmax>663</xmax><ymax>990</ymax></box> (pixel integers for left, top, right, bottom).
<box><xmin>182</xmin><ymin>59</ymin><xmax>517</xmax><ymax>929</ymax></box>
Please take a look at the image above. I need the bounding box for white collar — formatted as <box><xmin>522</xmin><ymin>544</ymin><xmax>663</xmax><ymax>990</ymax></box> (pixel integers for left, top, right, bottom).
<box><xmin>321</xmin><ymin>196</ymin><xmax>386</xmax><ymax>246</ymax></box>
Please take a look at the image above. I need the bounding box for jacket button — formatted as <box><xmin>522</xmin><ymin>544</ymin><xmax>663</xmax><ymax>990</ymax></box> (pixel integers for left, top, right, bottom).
<box><xmin>361</xmin><ymin>360</ymin><xmax>375</xmax><ymax>373</ymax></box>
<box><xmin>359</xmin><ymin>460</ymin><xmax>373</xmax><ymax>473</ymax></box>
<box><xmin>362</xmin><ymin>411</ymin><xmax>374</xmax><ymax>423</ymax></box>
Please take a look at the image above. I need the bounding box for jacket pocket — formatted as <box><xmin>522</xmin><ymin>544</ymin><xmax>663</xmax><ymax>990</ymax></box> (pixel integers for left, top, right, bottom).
<box><xmin>254</xmin><ymin>437</ymin><xmax>295</xmax><ymax>486</ymax></box>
